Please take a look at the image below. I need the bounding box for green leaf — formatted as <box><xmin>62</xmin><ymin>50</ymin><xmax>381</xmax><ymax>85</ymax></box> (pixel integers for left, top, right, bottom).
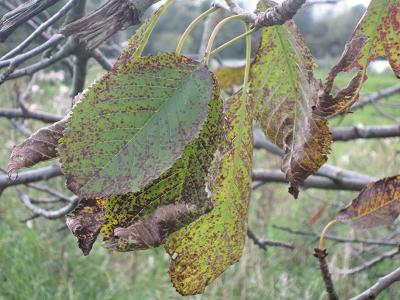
<box><xmin>164</xmin><ymin>90</ymin><xmax>254</xmax><ymax>296</ymax></box>
<box><xmin>59</xmin><ymin>53</ymin><xmax>217</xmax><ymax>199</ymax></box>
<box><xmin>6</xmin><ymin>0</ymin><xmax>171</xmax><ymax>177</ymax></box>
<box><xmin>336</xmin><ymin>175</ymin><xmax>400</xmax><ymax>229</ymax></box>
<box><xmin>250</xmin><ymin>0</ymin><xmax>332</xmax><ymax>197</ymax></box>
<box><xmin>316</xmin><ymin>0</ymin><xmax>400</xmax><ymax>117</ymax></box>
<box><xmin>100</xmin><ymin>79</ymin><xmax>223</xmax><ymax>251</ymax></box>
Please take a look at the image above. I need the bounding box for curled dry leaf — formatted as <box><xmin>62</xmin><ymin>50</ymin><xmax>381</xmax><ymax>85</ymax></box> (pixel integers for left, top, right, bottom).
<box><xmin>165</xmin><ymin>90</ymin><xmax>254</xmax><ymax>296</ymax></box>
<box><xmin>7</xmin><ymin>115</ymin><xmax>69</xmax><ymax>177</ymax></box>
<box><xmin>250</xmin><ymin>0</ymin><xmax>332</xmax><ymax>198</ymax></box>
<box><xmin>316</xmin><ymin>0</ymin><xmax>400</xmax><ymax>117</ymax></box>
<box><xmin>336</xmin><ymin>175</ymin><xmax>400</xmax><ymax>228</ymax></box>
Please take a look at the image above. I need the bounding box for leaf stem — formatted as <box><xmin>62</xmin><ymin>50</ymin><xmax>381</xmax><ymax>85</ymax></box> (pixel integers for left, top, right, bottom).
<box><xmin>211</xmin><ymin>27</ymin><xmax>257</xmax><ymax>57</ymax></box>
<box><xmin>203</xmin><ymin>14</ymin><xmax>247</xmax><ymax>65</ymax></box>
<box><xmin>176</xmin><ymin>6</ymin><xmax>218</xmax><ymax>55</ymax></box>
<box><xmin>319</xmin><ymin>219</ymin><xmax>337</xmax><ymax>249</ymax></box>
<box><xmin>243</xmin><ymin>23</ymin><xmax>251</xmax><ymax>94</ymax></box>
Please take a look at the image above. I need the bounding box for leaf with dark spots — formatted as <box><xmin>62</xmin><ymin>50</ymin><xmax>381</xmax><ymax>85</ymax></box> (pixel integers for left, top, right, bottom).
<box><xmin>100</xmin><ymin>78</ymin><xmax>223</xmax><ymax>252</ymax></box>
<box><xmin>165</xmin><ymin>90</ymin><xmax>254</xmax><ymax>296</ymax></box>
<box><xmin>66</xmin><ymin>197</ymin><xmax>106</xmax><ymax>255</ymax></box>
<box><xmin>316</xmin><ymin>0</ymin><xmax>400</xmax><ymax>117</ymax></box>
<box><xmin>336</xmin><ymin>175</ymin><xmax>400</xmax><ymax>229</ymax></box>
<box><xmin>7</xmin><ymin>115</ymin><xmax>68</xmax><ymax>177</ymax></box>
<box><xmin>250</xmin><ymin>1</ymin><xmax>332</xmax><ymax>198</ymax></box>
<box><xmin>59</xmin><ymin>53</ymin><xmax>218</xmax><ymax>199</ymax></box>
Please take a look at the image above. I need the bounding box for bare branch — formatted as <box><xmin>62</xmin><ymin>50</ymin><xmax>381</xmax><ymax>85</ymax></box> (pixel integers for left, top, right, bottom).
<box><xmin>253</xmin><ymin>169</ymin><xmax>371</xmax><ymax>191</ymax></box>
<box><xmin>247</xmin><ymin>229</ymin><xmax>295</xmax><ymax>250</ymax></box>
<box><xmin>350</xmin><ymin>84</ymin><xmax>400</xmax><ymax>112</ymax></box>
<box><xmin>0</xmin><ymin>107</ymin><xmax>62</xmax><ymax>123</ymax></box>
<box><xmin>0</xmin><ymin>0</ymin><xmax>61</xmax><ymax>42</ymax></box>
<box><xmin>0</xmin><ymin>34</ymin><xmax>65</xmax><ymax>69</ymax></box>
<box><xmin>0</xmin><ymin>165</ymin><xmax>63</xmax><ymax>193</ymax></box>
<box><xmin>19</xmin><ymin>193</ymin><xmax>79</xmax><ymax>220</ymax></box>
<box><xmin>336</xmin><ymin>248</ymin><xmax>400</xmax><ymax>276</ymax></box>
<box><xmin>351</xmin><ymin>266</ymin><xmax>400</xmax><ymax>300</ymax></box>
<box><xmin>1</xmin><ymin>0</ymin><xmax>79</xmax><ymax>60</ymax></box>
<box><xmin>314</xmin><ymin>248</ymin><xmax>339</xmax><ymax>300</ymax></box>
<box><xmin>91</xmin><ymin>49</ymin><xmax>113</xmax><ymax>71</ymax></box>
<box><xmin>333</xmin><ymin>124</ymin><xmax>400</xmax><ymax>141</ymax></box>
<box><xmin>272</xmin><ymin>225</ymin><xmax>400</xmax><ymax>247</ymax></box>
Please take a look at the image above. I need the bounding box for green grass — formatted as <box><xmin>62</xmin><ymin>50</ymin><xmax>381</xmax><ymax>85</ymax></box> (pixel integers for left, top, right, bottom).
<box><xmin>0</xmin><ymin>65</ymin><xmax>399</xmax><ymax>299</ymax></box>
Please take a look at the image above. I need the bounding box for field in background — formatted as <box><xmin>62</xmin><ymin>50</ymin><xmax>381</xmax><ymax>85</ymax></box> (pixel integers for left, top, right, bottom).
<box><xmin>0</xmin><ymin>65</ymin><xmax>399</xmax><ymax>300</ymax></box>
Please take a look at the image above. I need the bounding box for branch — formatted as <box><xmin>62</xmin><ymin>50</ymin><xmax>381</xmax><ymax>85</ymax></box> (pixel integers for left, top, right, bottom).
<box><xmin>253</xmin><ymin>169</ymin><xmax>370</xmax><ymax>191</ymax></box>
<box><xmin>351</xmin><ymin>266</ymin><xmax>400</xmax><ymax>300</ymax></box>
<box><xmin>314</xmin><ymin>248</ymin><xmax>339</xmax><ymax>300</ymax></box>
<box><xmin>332</xmin><ymin>124</ymin><xmax>400</xmax><ymax>141</ymax></box>
<box><xmin>19</xmin><ymin>193</ymin><xmax>79</xmax><ymax>220</ymax></box>
<box><xmin>247</xmin><ymin>229</ymin><xmax>295</xmax><ymax>250</ymax></box>
<box><xmin>0</xmin><ymin>34</ymin><xmax>65</xmax><ymax>69</ymax></box>
<box><xmin>0</xmin><ymin>108</ymin><xmax>62</xmax><ymax>123</ymax></box>
<box><xmin>272</xmin><ymin>225</ymin><xmax>400</xmax><ymax>247</ymax></box>
<box><xmin>1</xmin><ymin>0</ymin><xmax>79</xmax><ymax>60</ymax></box>
<box><xmin>91</xmin><ymin>49</ymin><xmax>113</xmax><ymax>71</ymax></box>
<box><xmin>336</xmin><ymin>248</ymin><xmax>400</xmax><ymax>276</ymax></box>
<box><xmin>0</xmin><ymin>0</ymin><xmax>61</xmax><ymax>42</ymax></box>
<box><xmin>221</xmin><ymin>0</ymin><xmax>306</xmax><ymax>27</ymax></box>
<box><xmin>0</xmin><ymin>165</ymin><xmax>63</xmax><ymax>193</ymax></box>
<box><xmin>350</xmin><ymin>84</ymin><xmax>400</xmax><ymax>112</ymax></box>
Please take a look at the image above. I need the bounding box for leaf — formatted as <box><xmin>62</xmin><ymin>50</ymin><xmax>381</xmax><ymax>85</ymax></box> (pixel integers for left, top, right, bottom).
<box><xmin>100</xmin><ymin>80</ymin><xmax>222</xmax><ymax>251</ymax></box>
<box><xmin>316</xmin><ymin>0</ymin><xmax>400</xmax><ymax>117</ymax></box>
<box><xmin>7</xmin><ymin>1</ymin><xmax>170</xmax><ymax>176</ymax></box>
<box><xmin>336</xmin><ymin>175</ymin><xmax>400</xmax><ymax>229</ymax></box>
<box><xmin>59</xmin><ymin>53</ymin><xmax>217</xmax><ymax>199</ymax></box>
<box><xmin>250</xmin><ymin>1</ymin><xmax>332</xmax><ymax>198</ymax></box>
<box><xmin>164</xmin><ymin>90</ymin><xmax>254</xmax><ymax>295</ymax></box>
<box><xmin>214</xmin><ymin>66</ymin><xmax>245</xmax><ymax>91</ymax></box>
<box><xmin>7</xmin><ymin>115</ymin><xmax>69</xmax><ymax>176</ymax></box>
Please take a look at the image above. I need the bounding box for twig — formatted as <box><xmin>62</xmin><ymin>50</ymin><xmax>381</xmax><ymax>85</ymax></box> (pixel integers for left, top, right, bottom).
<box><xmin>0</xmin><ymin>108</ymin><xmax>62</xmax><ymax>123</ymax></box>
<box><xmin>1</xmin><ymin>0</ymin><xmax>79</xmax><ymax>60</ymax></box>
<box><xmin>350</xmin><ymin>84</ymin><xmax>400</xmax><ymax>112</ymax></box>
<box><xmin>272</xmin><ymin>225</ymin><xmax>400</xmax><ymax>247</ymax></box>
<box><xmin>336</xmin><ymin>248</ymin><xmax>400</xmax><ymax>276</ymax></box>
<box><xmin>0</xmin><ymin>165</ymin><xmax>63</xmax><ymax>193</ymax></box>
<box><xmin>247</xmin><ymin>229</ymin><xmax>295</xmax><ymax>250</ymax></box>
<box><xmin>253</xmin><ymin>169</ymin><xmax>370</xmax><ymax>191</ymax></box>
<box><xmin>314</xmin><ymin>248</ymin><xmax>339</xmax><ymax>300</ymax></box>
<box><xmin>19</xmin><ymin>193</ymin><xmax>79</xmax><ymax>220</ymax></box>
<box><xmin>91</xmin><ymin>49</ymin><xmax>113</xmax><ymax>71</ymax></box>
<box><xmin>351</xmin><ymin>266</ymin><xmax>400</xmax><ymax>300</ymax></box>
<box><xmin>332</xmin><ymin>124</ymin><xmax>400</xmax><ymax>141</ymax></box>
<box><xmin>0</xmin><ymin>0</ymin><xmax>61</xmax><ymax>42</ymax></box>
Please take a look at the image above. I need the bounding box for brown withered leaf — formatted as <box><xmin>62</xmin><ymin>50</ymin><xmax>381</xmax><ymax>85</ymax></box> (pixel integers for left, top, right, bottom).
<box><xmin>336</xmin><ymin>175</ymin><xmax>400</xmax><ymax>228</ymax></box>
<box><xmin>65</xmin><ymin>197</ymin><xmax>106</xmax><ymax>255</ymax></box>
<box><xmin>7</xmin><ymin>115</ymin><xmax>68</xmax><ymax>177</ymax></box>
<box><xmin>316</xmin><ymin>0</ymin><xmax>400</xmax><ymax>117</ymax></box>
<box><xmin>250</xmin><ymin>1</ymin><xmax>332</xmax><ymax>198</ymax></box>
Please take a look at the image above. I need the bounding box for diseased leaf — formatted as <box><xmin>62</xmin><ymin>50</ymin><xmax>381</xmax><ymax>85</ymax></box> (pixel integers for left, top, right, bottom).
<box><xmin>59</xmin><ymin>53</ymin><xmax>217</xmax><ymax>199</ymax></box>
<box><xmin>7</xmin><ymin>115</ymin><xmax>69</xmax><ymax>176</ymax></box>
<box><xmin>316</xmin><ymin>0</ymin><xmax>400</xmax><ymax>117</ymax></box>
<box><xmin>6</xmin><ymin>1</ymin><xmax>170</xmax><ymax>176</ymax></box>
<box><xmin>164</xmin><ymin>90</ymin><xmax>254</xmax><ymax>296</ymax></box>
<box><xmin>250</xmin><ymin>0</ymin><xmax>332</xmax><ymax>197</ymax></box>
<box><xmin>100</xmin><ymin>78</ymin><xmax>222</xmax><ymax>251</ymax></box>
<box><xmin>336</xmin><ymin>175</ymin><xmax>400</xmax><ymax>229</ymax></box>
<box><xmin>66</xmin><ymin>197</ymin><xmax>106</xmax><ymax>255</ymax></box>
<box><xmin>214</xmin><ymin>65</ymin><xmax>245</xmax><ymax>91</ymax></box>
